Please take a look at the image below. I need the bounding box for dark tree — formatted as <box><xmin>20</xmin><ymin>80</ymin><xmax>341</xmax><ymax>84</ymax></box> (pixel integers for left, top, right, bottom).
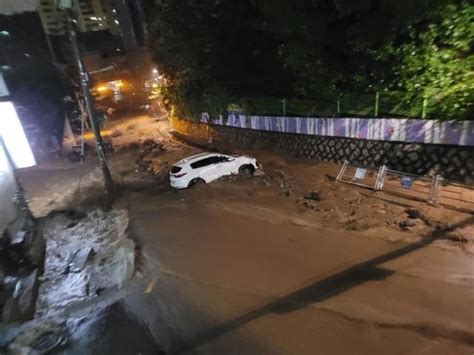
<box><xmin>145</xmin><ymin>0</ymin><xmax>472</xmax><ymax>119</ymax></box>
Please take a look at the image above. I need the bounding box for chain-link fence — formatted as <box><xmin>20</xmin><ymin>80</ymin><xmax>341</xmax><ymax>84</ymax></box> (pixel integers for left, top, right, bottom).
<box><xmin>223</xmin><ymin>90</ymin><xmax>458</xmax><ymax>119</ymax></box>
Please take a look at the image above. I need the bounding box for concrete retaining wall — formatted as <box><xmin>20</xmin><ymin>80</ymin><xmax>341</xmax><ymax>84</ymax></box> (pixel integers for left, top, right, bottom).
<box><xmin>170</xmin><ymin>117</ymin><xmax>474</xmax><ymax>183</ymax></box>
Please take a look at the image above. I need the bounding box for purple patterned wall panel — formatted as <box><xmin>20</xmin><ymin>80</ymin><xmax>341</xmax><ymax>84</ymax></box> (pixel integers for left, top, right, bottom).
<box><xmin>405</xmin><ymin>120</ymin><xmax>425</xmax><ymax>143</ymax></box>
<box><xmin>200</xmin><ymin>113</ymin><xmax>473</xmax><ymax>146</ymax></box>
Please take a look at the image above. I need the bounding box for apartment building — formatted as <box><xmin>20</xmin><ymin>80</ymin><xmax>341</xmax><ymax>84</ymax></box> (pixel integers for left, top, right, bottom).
<box><xmin>37</xmin><ymin>0</ymin><xmax>119</xmax><ymax>35</ymax></box>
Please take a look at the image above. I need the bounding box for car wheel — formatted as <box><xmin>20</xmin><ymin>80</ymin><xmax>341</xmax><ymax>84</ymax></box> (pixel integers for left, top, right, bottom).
<box><xmin>239</xmin><ymin>164</ymin><xmax>255</xmax><ymax>175</ymax></box>
<box><xmin>188</xmin><ymin>178</ymin><xmax>206</xmax><ymax>188</ymax></box>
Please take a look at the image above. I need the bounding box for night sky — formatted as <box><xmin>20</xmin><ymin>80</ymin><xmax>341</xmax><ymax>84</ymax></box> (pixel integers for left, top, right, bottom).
<box><xmin>0</xmin><ymin>0</ymin><xmax>36</xmax><ymax>15</ymax></box>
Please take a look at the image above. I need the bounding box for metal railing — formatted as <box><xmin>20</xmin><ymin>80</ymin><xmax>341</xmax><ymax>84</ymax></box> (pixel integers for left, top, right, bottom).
<box><xmin>382</xmin><ymin>169</ymin><xmax>437</xmax><ymax>203</ymax></box>
<box><xmin>336</xmin><ymin>160</ymin><xmax>384</xmax><ymax>190</ymax></box>
<box><xmin>336</xmin><ymin>160</ymin><xmax>473</xmax><ymax>211</ymax></box>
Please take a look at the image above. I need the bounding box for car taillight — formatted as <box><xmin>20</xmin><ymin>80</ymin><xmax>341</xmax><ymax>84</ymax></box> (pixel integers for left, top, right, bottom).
<box><xmin>173</xmin><ymin>173</ymin><xmax>187</xmax><ymax>178</ymax></box>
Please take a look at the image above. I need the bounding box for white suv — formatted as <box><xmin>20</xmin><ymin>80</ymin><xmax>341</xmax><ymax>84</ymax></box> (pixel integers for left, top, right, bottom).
<box><xmin>169</xmin><ymin>152</ymin><xmax>258</xmax><ymax>189</ymax></box>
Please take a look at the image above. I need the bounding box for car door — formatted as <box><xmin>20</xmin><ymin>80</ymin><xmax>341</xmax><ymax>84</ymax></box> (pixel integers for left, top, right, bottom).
<box><xmin>193</xmin><ymin>156</ymin><xmax>220</xmax><ymax>182</ymax></box>
<box><xmin>214</xmin><ymin>156</ymin><xmax>237</xmax><ymax>176</ymax></box>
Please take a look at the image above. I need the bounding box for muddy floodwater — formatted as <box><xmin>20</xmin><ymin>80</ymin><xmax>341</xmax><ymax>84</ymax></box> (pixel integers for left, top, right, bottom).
<box><xmin>11</xmin><ymin>115</ymin><xmax>473</xmax><ymax>354</ymax></box>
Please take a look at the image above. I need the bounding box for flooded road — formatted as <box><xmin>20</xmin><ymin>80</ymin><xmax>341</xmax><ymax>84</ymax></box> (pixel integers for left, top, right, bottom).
<box><xmin>14</xmin><ymin>114</ymin><xmax>474</xmax><ymax>354</ymax></box>
<box><xmin>123</xmin><ymin>187</ymin><xmax>474</xmax><ymax>354</ymax></box>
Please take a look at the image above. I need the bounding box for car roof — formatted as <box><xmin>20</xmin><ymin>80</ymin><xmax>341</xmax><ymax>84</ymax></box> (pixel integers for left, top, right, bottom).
<box><xmin>173</xmin><ymin>152</ymin><xmax>224</xmax><ymax>167</ymax></box>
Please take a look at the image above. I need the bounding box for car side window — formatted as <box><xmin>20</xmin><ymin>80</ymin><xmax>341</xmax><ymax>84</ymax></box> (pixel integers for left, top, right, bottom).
<box><xmin>190</xmin><ymin>157</ymin><xmax>215</xmax><ymax>169</ymax></box>
<box><xmin>213</xmin><ymin>156</ymin><xmax>230</xmax><ymax>164</ymax></box>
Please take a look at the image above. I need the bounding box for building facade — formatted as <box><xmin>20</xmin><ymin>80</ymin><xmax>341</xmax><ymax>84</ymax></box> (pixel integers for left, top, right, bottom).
<box><xmin>37</xmin><ymin>0</ymin><xmax>152</xmax><ymax>80</ymax></box>
<box><xmin>37</xmin><ymin>0</ymin><xmax>122</xmax><ymax>64</ymax></box>
<box><xmin>37</xmin><ymin>0</ymin><xmax>120</xmax><ymax>35</ymax></box>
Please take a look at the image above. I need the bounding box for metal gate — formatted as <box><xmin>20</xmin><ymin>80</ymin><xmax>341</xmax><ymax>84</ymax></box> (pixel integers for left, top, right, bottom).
<box><xmin>336</xmin><ymin>160</ymin><xmax>473</xmax><ymax>211</ymax></box>
<box><xmin>336</xmin><ymin>160</ymin><xmax>385</xmax><ymax>190</ymax></box>
<box><xmin>381</xmin><ymin>169</ymin><xmax>438</xmax><ymax>203</ymax></box>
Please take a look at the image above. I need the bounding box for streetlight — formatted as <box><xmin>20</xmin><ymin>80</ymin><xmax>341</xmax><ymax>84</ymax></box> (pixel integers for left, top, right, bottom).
<box><xmin>57</xmin><ymin>0</ymin><xmax>115</xmax><ymax>208</ymax></box>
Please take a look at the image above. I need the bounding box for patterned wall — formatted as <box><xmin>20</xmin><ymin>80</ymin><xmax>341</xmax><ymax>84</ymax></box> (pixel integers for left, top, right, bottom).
<box><xmin>201</xmin><ymin>113</ymin><xmax>474</xmax><ymax>146</ymax></box>
<box><xmin>172</xmin><ymin>117</ymin><xmax>474</xmax><ymax>183</ymax></box>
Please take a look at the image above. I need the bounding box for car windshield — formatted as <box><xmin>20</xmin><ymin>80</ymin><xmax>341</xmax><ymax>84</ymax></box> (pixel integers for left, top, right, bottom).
<box><xmin>170</xmin><ymin>166</ymin><xmax>182</xmax><ymax>174</ymax></box>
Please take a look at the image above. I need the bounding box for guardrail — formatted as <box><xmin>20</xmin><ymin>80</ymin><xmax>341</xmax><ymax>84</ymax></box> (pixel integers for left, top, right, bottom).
<box><xmin>336</xmin><ymin>160</ymin><xmax>473</xmax><ymax>211</ymax></box>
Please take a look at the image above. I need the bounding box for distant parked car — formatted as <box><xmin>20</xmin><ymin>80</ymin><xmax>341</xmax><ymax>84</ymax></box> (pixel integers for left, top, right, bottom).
<box><xmin>170</xmin><ymin>152</ymin><xmax>258</xmax><ymax>189</ymax></box>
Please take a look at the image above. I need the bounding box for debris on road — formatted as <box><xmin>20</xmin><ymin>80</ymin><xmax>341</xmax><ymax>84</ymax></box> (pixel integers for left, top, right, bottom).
<box><xmin>405</xmin><ymin>208</ymin><xmax>422</xmax><ymax>219</ymax></box>
<box><xmin>1</xmin><ymin>210</ymin><xmax>44</xmax><ymax>325</ymax></box>
<box><xmin>67</xmin><ymin>247</ymin><xmax>95</xmax><ymax>274</ymax></box>
<box><xmin>254</xmin><ymin>169</ymin><xmax>265</xmax><ymax>177</ymax></box>
<box><xmin>444</xmin><ymin>232</ymin><xmax>468</xmax><ymax>243</ymax></box>
<box><xmin>399</xmin><ymin>219</ymin><xmax>418</xmax><ymax>230</ymax></box>
<box><xmin>35</xmin><ymin>208</ymin><xmax>135</xmax><ymax>317</ymax></box>
<box><xmin>304</xmin><ymin>191</ymin><xmax>322</xmax><ymax>201</ymax></box>
<box><xmin>2</xmin><ymin>269</ymin><xmax>39</xmax><ymax>323</ymax></box>
<box><xmin>4</xmin><ymin>319</ymin><xmax>68</xmax><ymax>354</ymax></box>
<box><xmin>405</xmin><ymin>208</ymin><xmax>432</xmax><ymax>226</ymax></box>
<box><xmin>140</xmin><ymin>139</ymin><xmax>165</xmax><ymax>159</ymax></box>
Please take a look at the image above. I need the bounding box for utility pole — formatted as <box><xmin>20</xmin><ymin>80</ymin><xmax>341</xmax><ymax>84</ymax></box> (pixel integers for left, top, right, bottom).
<box><xmin>59</xmin><ymin>0</ymin><xmax>115</xmax><ymax>208</ymax></box>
